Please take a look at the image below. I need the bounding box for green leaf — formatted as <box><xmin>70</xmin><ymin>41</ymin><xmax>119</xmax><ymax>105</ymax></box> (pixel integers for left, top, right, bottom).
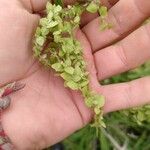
<box><xmin>65</xmin><ymin>58</ymin><xmax>72</xmax><ymax>66</ymax></box>
<box><xmin>41</xmin><ymin>27</ymin><xmax>49</xmax><ymax>36</ymax></box>
<box><xmin>53</xmin><ymin>30</ymin><xmax>61</xmax><ymax>35</ymax></box>
<box><xmin>99</xmin><ymin>6</ymin><xmax>108</xmax><ymax>17</ymax></box>
<box><xmin>74</xmin><ymin>16</ymin><xmax>80</xmax><ymax>23</ymax></box>
<box><xmin>54</xmin><ymin>5</ymin><xmax>62</xmax><ymax>13</ymax></box>
<box><xmin>137</xmin><ymin>111</ymin><xmax>145</xmax><ymax>122</ymax></box>
<box><xmin>100</xmin><ymin>120</ymin><xmax>106</xmax><ymax>128</ymax></box>
<box><xmin>94</xmin><ymin>107</ymin><xmax>101</xmax><ymax>115</ymax></box>
<box><xmin>40</xmin><ymin>18</ymin><xmax>48</xmax><ymax>26</ymax></box>
<box><xmin>47</xmin><ymin>21</ymin><xmax>58</xmax><ymax>28</ymax></box>
<box><xmin>85</xmin><ymin>97</ymin><xmax>93</xmax><ymax>108</ymax></box>
<box><xmin>51</xmin><ymin>63</ymin><xmax>62</xmax><ymax>71</ymax></box>
<box><xmin>80</xmin><ymin>80</ymin><xmax>89</xmax><ymax>87</ymax></box>
<box><xmin>86</xmin><ymin>2</ymin><xmax>99</xmax><ymax>13</ymax></box>
<box><xmin>66</xmin><ymin>81</ymin><xmax>78</xmax><ymax>90</ymax></box>
<box><xmin>60</xmin><ymin>73</ymin><xmax>72</xmax><ymax>81</ymax></box>
<box><xmin>75</xmin><ymin>65</ymin><xmax>82</xmax><ymax>75</ymax></box>
<box><xmin>46</xmin><ymin>2</ymin><xmax>53</xmax><ymax>12</ymax></box>
<box><xmin>47</xmin><ymin>11</ymin><xmax>53</xmax><ymax>20</ymax></box>
<box><xmin>64</xmin><ymin>67</ymin><xmax>75</xmax><ymax>75</ymax></box>
<box><xmin>81</xmin><ymin>86</ymin><xmax>90</xmax><ymax>97</ymax></box>
<box><xmin>73</xmin><ymin>75</ymin><xmax>81</xmax><ymax>82</ymax></box>
<box><xmin>36</xmin><ymin>36</ymin><xmax>45</xmax><ymax>46</ymax></box>
<box><xmin>35</xmin><ymin>27</ymin><xmax>41</xmax><ymax>36</ymax></box>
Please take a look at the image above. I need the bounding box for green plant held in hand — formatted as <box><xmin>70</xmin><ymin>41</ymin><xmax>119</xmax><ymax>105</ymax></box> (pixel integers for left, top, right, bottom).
<box><xmin>33</xmin><ymin>1</ymin><xmax>110</xmax><ymax>129</ymax></box>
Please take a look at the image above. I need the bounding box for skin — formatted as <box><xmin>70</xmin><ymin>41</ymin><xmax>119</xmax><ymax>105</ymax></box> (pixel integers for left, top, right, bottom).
<box><xmin>0</xmin><ymin>0</ymin><xmax>150</xmax><ymax>149</ymax></box>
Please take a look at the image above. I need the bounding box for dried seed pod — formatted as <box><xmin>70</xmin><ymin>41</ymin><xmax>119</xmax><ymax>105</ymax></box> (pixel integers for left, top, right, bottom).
<box><xmin>2</xmin><ymin>82</ymin><xmax>25</xmax><ymax>97</ymax></box>
<box><xmin>0</xmin><ymin>96</ymin><xmax>11</xmax><ymax>110</ymax></box>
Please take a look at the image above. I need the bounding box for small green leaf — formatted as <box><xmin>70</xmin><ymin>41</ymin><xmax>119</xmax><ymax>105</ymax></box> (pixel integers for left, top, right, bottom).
<box><xmin>85</xmin><ymin>97</ymin><xmax>93</xmax><ymax>108</ymax></box>
<box><xmin>54</xmin><ymin>0</ymin><xmax>63</xmax><ymax>6</ymax></box>
<box><xmin>75</xmin><ymin>65</ymin><xmax>82</xmax><ymax>75</ymax></box>
<box><xmin>60</xmin><ymin>73</ymin><xmax>72</xmax><ymax>81</ymax></box>
<box><xmin>36</xmin><ymin>36</ymin><xmax>45</xmax><ymax>46</ymax></box>
<box><xmin>81</xmin><ymin>86</ymin><xmax>90</xmax><ymax>97</ymax></box>
<box><xmin>73</xmin><ymin>75</ymin><xmax>81</xmax><ymax>82</ymax></box>
<box><xmin>46</xmin><ymin>2</ymin><xmax>53</xmax><ymax>12</ymax></box>
<box><xmin>41</xmin><ymin>27</ymin><xmax>49</xmax><ymax>36</ymax></box>
<box><xmin>66</xmin><ymin>81</ymin><xmax>78</xmax><ymax>90</ymax></box>
<box><xmin>99</xmin><ymin>6</ymin><xmax>108</xmax><ymax>17</ymax></box>
<box><xmin>65</xmin><ymin>58</ymin><xmax>72</xmax><ymax>66</ymax></box>
<box><xmin>93</xmin><ymin>95</ymin><xmax>105</xmax><ymax>108</ymax></box>
<box><xmin>54</xmin><ymin>5</ymin><xmax>62</xmax><ymax>13</ymax></box>
<box><xmin>47</xmin><ymin>12</ymin><xmax>53</xmax><ymax>20</ymax></box>
<box><xmin>53</xmin><ymin>30</ymin><xmax>61</xmax><ymax>35</ymax></box>
<box><xmin>137</xmin><ymin>111</ymin><xmax>145</xmax><ymax>122</ymax></box>
<box><xmin>51</xmin><ymin>63</ymin><xmax>62</xmax><ymax>71</ymax></box>
<box><xmin>64</xmin><ymin>67</ymin><xmax>74</xmax><ymax>75</ymax></box>
<box><xmin>100</xmin><ymin>120</ymin><xmax>106</xmax><ymax>128</ymax></box>
<box><xmin>40</xmin><ymin>18</ymin><xmax>48</xmax><ymax>26</ymax></box>
<box><xmin>94</xmin><ymin>107</ymin><xmax>101</xmax><ymax>115</ymax></box>
<box><xmin>80</xmin><ymin>80</ymin><xmax>89</xmax><ymax>87</ymax></box>
<box><xmin>35</xmin><ymin>27</ymin><xmax>41</xmax><ymax>36</ymax></box>
<box><xmin>74</xmin><ymin>16</ymin><xmax>80</xmax><ymax>23</ymax></box>
<box><xmin>86</xmin><ymin>2</ymin><xmax>99</xmax><ymax>13</ymax></box>
<box><xmin>47</xmin><ymin>21</ymin><xmax>58</xmax><ymax>28</ymax></box>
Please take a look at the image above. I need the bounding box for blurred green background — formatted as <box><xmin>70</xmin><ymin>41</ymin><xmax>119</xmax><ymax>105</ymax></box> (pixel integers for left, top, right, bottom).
<box><xmin>46</xmin><ymin>62</ymin><xmax>150</xmax><ymax>150</ymax></box>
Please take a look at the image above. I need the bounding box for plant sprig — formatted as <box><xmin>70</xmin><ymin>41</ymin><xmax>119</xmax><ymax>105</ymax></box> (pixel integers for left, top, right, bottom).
<box><xmin>33</xmin><ymin>1</ymin><xmax>110</xmax><ymax>129</ymax></box>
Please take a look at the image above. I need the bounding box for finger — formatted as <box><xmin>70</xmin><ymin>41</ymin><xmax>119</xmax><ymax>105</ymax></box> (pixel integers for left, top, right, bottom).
<box><xmin>21</xmin><ymin>0</ymin><xmax>118</xmax><ymax>26</ymax></box>
<box><xmin>94</xmin><ymin>23</ymin><xmax>150</xmax><ymax>80</ymax></box>
<box><xmin>82</xmin><ymin>0</ymin><xmax>150</xmax><ymax>52</ymax></box>
<box><xmin>102</xmin><ymin>77</ymin><xmax>150</xmax><ymax>113</ymax></box>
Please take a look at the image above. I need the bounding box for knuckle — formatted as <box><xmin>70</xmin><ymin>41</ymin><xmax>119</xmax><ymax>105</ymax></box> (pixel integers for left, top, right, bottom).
<box><xmin>124</xmin><ymin>82</ymin><xmax>133</xmax><ymax>108</ymax></box>
<box><xmin>117</xmin><ymin>44</ymin><xmax>130</xmax><ymax>69</ymax></box>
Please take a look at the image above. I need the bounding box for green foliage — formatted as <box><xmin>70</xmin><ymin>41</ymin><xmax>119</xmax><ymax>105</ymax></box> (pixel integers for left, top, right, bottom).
<box><xmin>33</xmin><ymin>2</ymin><xmax>110</xmax><ymax>129</ymax></box>
<box><xmin>86</xmin><ymin>1</ymin><xmax>99</xmax><ymax>13</ymax></box>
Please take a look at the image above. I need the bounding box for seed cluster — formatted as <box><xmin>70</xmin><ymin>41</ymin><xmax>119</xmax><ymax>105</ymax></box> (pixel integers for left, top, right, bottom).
<box><xmin>33</xmin><ymin>1</ymin><xmax>110</xmax><ymax>128</ymax></box>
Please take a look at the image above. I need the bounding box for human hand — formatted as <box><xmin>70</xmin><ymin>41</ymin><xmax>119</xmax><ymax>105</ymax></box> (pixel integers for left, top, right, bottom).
<box><xmin>0</xmin><ymin>0</ymin><xmax>150</xmax><ymax>149</ymax></box>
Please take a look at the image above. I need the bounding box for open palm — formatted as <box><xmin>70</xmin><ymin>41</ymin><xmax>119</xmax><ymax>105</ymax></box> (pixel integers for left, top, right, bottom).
<box><xmin>1</xmin><ymin>0</ymin><xmax>150</xmax><ymax>149</ymax></box>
